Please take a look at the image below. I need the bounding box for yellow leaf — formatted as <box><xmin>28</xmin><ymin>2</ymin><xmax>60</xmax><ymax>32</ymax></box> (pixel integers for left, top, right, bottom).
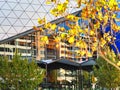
<box><xmin>33</xmin><ymin>26</ymin><xmax>38</xmax><ymax>30</ymax></box>
<box><xmin>74</xmin><ymin>25</ymin><xmax>81</xmax><ymax>31</ymax></box>
<box><xmin>94</xmin><ymin>22</ymin><xmax>100</xmax><ymax>29</ymax></box>
<box><xmin>44</xmin><ymin>23</ymin><xmax>51</xmax><ymax>29</ymax></box>
<box><xmin>108</xmin><ymin>0</ymin><xmax>118</xmax><ymax>10</ymax></box>
<box><xmin>58</xmin><ymin>27</ymin><xmax>65</xmax><ymax>32</ymax></box>
<box><xmin>81</xmin><ymin>8</ymin><xmax>89</xmax><ymax>19</ymax></box>
<box><xmin>106</xmin><ymin>36</ymin><xmax>112</xmax><ymax>42</ymax></box>
<box><xmin>91</xmin><ymin>46</ymin><xmax>97</xmax><ymax>52</ymax></box>
<box><xmin>111</xmin><ymin>50</ymin><xmax>116</xmax><ymax>58</ymax></box>
<box><xmin>78</xmin><ymin>40</ymin><xmax>87</xmax><ymax>48</ymax></box>
<box><xmin>57</xmin><ymin>4</ymin><xmax>64</xmax><ymax>11</ymax></box>
<box><xmin>50</xmin><ymin>8</ymin><xmax>58</xmax><ymax>17</ymax></box>
<box><xmin>66</xmin><ymin>14</ymin><xmax>79</xmax><ymax>21</ymax></box>
<box><xmin>87</xmin><ymin>52</ymin><xmax>92</xmax><ymax>57</ymax></box>
<box><xmin>39</xmin><ymin>27</ymin><xmax>43</xmax><ymax>31</ymax></box>
<box><xmin>78</xmin><ymin>28</ymin><xmax>83</xmax><ymax>33</ymax></box>
<box><xmin>68</xmin><ymin>29</ymin><xmax>75</xmax><ymax>35</ymax></box>
<box><xmin>84</xmin><ymin>28</ymin><xmax>89</xmax><ymax>34</ymax></box>
<box><xmin>90</xmin><ymin>30</ymin><xmax>95</xmax><ymax>36</ymax></box>
<box><xmin>41</xmin><ymin>36</ymin><xmax>49</xmax><ymax>44</ymax></box>
<box><xmin>60</xmin><ymin>33</ymin><xmax>67</xmax><ymax>39</ymax></box>
<box><xmin>92</xmin><ymin>76</ymin><xmax>97</xmax><ymax>83</ymax></box>
<box><xmin>103</xmin><ymin>14</ymin><xmax>109</xmax><ymax>25</ymax></box>
<box><xmin>54</xmin><ymin>36</ymin><xmax>61</xmax><ymax>42</ymax></box>
<box><xmin>76</xmin><ymin>42</ymin><xmax>80</xmax><ymax>47</ymax></box>
<box><xmin>56</xmin><ymin>44</ymin><xmax>59</xmax><ymax>48</ymax></box>
<box><xmin>80</xmin><ymin>50</ymin><xmax>86</xmax><ymax>56</ymax></box>
<box><xmin>103</xmin><ymin>32</ymin><xmax>109</xmax><ymax>38</ymax></box>
<box><xmin>46</xmin><ymin>0</ymin><xmax>56</xmax><ymax>4</ymax></box>
<box><xmin>50</xmin><ymin>0</ymin><xmax>68</xmax><ymax>16</ymax></box>
<box><xmin>98</xmin><ymin>12</ymin><xmax>103</xmax><ymax>21</ymax></box>
<box><xmin>100</xmin><ymin>38</ymin><xmax>106</xmax><ymax>47</ymax></box>
<box><xmin>33</xmin><ymin>26</ymin><xmax>43</xmax><ymax>31</ymax></box>
<box><xmin>96</xmin><ymin>6</ymin><xmax>102</xmax><ymax>11</ymax></box>
<box><xmin>92</xmin><ymin>42</ymin><xmax>98</xmax><ymax>47</ymax></box>
<box><xmin>68</xmin><ymin>36</ymin><xmax>74</xmax><ymax>44</ymax></box>
<box><xmin>112</xmin><ymin>14</ymin><xmax>116</xmax><ymax>19</ymax></box>
<box><xmin>51</xmin><ymin>24</ymin><xmax>57</xmax><ymax>30</ymax></box>
<box><xmin>38</xmin><ymin>17</ymin><xmax>46</xmax><ymax>24</ymax></box>
<box><xmin>117</xmin><ymin>61</ymin><xmax>120</xmax><ymax>66</ymax></box>
<box><xmin>92</xmin><ymin>37</ymin><xmax>97</xmax><ymax>42</ymax></box>
<box><xmin>82</xmin><ymin>42</ymin><xmax>87</xmax><ymax>48</ymax></box>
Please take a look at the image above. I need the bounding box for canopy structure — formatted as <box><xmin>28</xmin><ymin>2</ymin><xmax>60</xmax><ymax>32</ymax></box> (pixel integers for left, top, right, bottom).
<box><xmin>37</xmin><ymin>58</ymin><xmax>97</xmax><ymax>89</ymax></box>
<box><xmin>37</xmin><ymin>58</ymin><xmax>96</xmax><ymax>71</ymax></box>
<box><xmin>80</xmin><ymin>58</ymin><xmax>96</xmax><ymax>72</ymax></box>
<box><xmin>37</xmin><ymin>59</ymin><xmax>80</xmax><ymax>70</ymax></box>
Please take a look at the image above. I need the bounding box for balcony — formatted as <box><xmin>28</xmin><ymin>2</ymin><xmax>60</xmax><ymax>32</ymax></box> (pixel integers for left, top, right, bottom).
<box><xmin>15</xmin><ymin>39</ymin><xmax>31</xmax><ymax>43</ymax></box>
<box><xmin>0</xmin><ymin>44</ymin><xmax>31</xmax><ymax>50</ymax></box>
<box><xmin>0</xmin><ymin>51</ymin><xmax>31</xmax><ymax>56</ymax></box>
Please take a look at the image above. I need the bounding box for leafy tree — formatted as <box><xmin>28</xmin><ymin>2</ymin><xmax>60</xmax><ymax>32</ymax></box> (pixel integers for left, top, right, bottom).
<box><xmin>93</xmin><ymin>47</ymin><xmax>120</xmax><ymax>89</ymax></box>
<box><xmin>0</xmin><ymin>53</ymin><xmax>45</xmax><ymax>90</ymax></box>
<box><xmin>82</xmin><ymin>70</ymin><xmax>90</xmax><ymax>88</ymax></box>
<box><xmin>34</xmin><ymin>0</ymin><xmax>120</xmax><ymax>70</ymax></box>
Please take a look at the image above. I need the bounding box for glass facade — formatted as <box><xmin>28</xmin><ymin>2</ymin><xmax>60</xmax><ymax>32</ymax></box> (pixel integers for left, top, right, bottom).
<box><xmin>0</xmin><ymin>0</ymin><xmax>83</xmax><ymax>41</ymax></box>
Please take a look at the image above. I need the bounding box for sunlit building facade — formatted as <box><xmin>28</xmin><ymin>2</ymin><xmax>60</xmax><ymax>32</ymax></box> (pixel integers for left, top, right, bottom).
<box><xmin>0</xmin><ymin>2</ymin><xmax>97</xmax><ymax>61</ymax></box>
<box><xmin>0</xmin><ymin>0</ymin><xmax>86</xmax><ymax>61</ymax></box>
<box><xmin>0</xmin><ymin>25</ymin><xmax>97</xmax><ymax>61</ymax></box>
<box><xmin>0</xmin><ymin>31</ymin><xmax>47</xmax><ymax>61</ymax></box>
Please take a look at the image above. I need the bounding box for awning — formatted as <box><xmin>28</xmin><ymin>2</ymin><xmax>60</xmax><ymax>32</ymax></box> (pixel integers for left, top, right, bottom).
<box><xmin>80</xmin><ymin>58</ymin><xmax>96</xmax><ymax>71</ymax></box>
<box><xmin>37</xmin><ymin>58</ymin><xmax>96</xmax><ymax>71</ymax></box>
<box><xmin>37</xmin><ymin>58</ymin><xmax>97</xmax><ymax>71</ymax></box>
<box><xmin>37</xmin><ymin>59</ymin><xmax>80</xmax><ymax>70</ymax></box>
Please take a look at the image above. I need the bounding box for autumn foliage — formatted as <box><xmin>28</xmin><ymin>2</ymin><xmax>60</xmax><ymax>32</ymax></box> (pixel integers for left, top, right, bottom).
<box><xmin>34</xmin><ymin>0</ymin><xmax>120</xmax><ymax>70</ymax></box>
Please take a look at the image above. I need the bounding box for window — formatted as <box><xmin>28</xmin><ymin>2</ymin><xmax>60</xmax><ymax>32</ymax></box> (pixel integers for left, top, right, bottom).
<box><xmin>40</xmin><ymin>51</ymin><xmax>44</xmax><ymax>54</ymax></box>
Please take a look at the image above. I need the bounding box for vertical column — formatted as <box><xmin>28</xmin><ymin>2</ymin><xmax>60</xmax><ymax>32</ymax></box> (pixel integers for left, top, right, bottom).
<box><xmin>36</xmin><ymin>31</ymin><xmax>41</xmax><ymax>60</ymax></box>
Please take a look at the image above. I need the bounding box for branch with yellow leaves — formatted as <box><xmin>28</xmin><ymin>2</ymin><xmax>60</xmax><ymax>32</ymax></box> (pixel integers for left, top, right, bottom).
<box><xmin>99</xmin><ymin>49</ymin><xmax>120</xmax><ymax>71</ymax></box>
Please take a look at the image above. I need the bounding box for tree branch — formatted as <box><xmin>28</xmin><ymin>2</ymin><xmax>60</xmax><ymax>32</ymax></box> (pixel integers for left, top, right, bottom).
<box><xmin>99</xmin><ymin>51</ymin><xmax>120</xmax><ymax>71</ymax></box>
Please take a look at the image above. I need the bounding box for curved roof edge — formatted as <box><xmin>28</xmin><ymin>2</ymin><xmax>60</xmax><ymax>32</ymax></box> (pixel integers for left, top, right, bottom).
<box><xmin>0</xmin><ymin>10</ymin><xmax>81</xmax><ymax>44</ymax></box>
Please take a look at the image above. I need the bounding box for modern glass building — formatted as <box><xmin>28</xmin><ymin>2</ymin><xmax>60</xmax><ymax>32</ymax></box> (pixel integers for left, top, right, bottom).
<box><xmin>0</xmin><ymin>0</ymin><xmax>86</xmax><ymax>60</ymax></box>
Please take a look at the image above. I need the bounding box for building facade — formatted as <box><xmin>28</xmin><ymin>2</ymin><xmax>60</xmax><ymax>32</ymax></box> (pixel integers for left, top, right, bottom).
<box><xmin>0</xmin><ymin>30</ymin><xmax>83</xmax><ymax>61</ymax></box>
<box><xmin>0</xmin><ymin>10</ymin><xmax>82</xmax><ymax>61</ymax></box>
<box><xmin>0</xmin><ymin>31</ymin><xmax>46</xmax><ymax>61</ymax></box>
